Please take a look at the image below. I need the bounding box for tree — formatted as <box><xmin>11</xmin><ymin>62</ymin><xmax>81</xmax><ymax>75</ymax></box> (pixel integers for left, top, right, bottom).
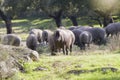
<box><xmin>0</xmin><ymin>0</ymin><xmax>12</xmax><ymax>34</ymax></box>
<box><xmin>1</xmin><ymin>0</ymin><xmax>120</xmax><ymax>29</ymax></box>
<box><xmin>63</xmin><ymin>1</ymin><xmax>79</xmax><ymax>26</ymax></box>
<box><xmin>2</xmin><ymin>0</ymin><xmax>33</xmax><ymax>18</ymax></box>
<box><xmin>38</xmin><ymin>0</ymin><xmax>64</xmax><ymax>27</ymax></box>
<box><xmin>38</xmin><ymin>0</ymin><xmax>80</xmax><ymax>27</ymax></box>
<box><xmin>90</xmin><ymin>0</ymin><xmax>120</xmax><ymax>27</ymax></box>
<box><xmin>0</xmin><ymin>10</ymin><xmax>12</xmax><ymax>34</ymax></box>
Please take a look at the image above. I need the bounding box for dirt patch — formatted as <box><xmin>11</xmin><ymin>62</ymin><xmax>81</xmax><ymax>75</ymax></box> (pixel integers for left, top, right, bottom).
<box><xmin>33</xmin><ymin>66</ymin><xmax>48</xmax><ymax>71</ymax></box>
<box><xmin>67</xmin><ymin>67</ymin><xmax>118</xmax><ymax>75</ymax></box>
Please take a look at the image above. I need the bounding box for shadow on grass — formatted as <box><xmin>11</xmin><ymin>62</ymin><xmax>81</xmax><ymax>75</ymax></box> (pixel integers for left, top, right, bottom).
<box><xmin>12</xmin><ymin>18</ymin><xmax>56</xmax><ymax>32</ymax></box>
<box><xmin>67</xmin><ymin>67</ymin><xmax>118</xmax><ymax>75</ymax></box>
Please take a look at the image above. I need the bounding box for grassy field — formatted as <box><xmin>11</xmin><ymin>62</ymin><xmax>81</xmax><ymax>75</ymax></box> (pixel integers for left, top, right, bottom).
<box><xmin>1</xmin><ymin>18</ymin><xmax>120</xmax><ymax>80</ymax></box>
<box><xmin>14</xmin><ymin>54</ymin><xmax>120</xmax><ymax>80</ymax></box>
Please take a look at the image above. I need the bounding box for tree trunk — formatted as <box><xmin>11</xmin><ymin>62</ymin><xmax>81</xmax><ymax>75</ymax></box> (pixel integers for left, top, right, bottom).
<box><xmin>69</xmin><ymin>16</ymin><xmax>78</xmax><ymax>26</ymax></box>
<box><xmin>48</xmin><ymin>10</ymin><xmax>63</xmax><ymax>28</ymax></box>
<box><xmin>0</xmin><ymin>10</ymin><xmax>12</xmax><ymax>34</ymax></box>
<box><xmin>54</xmin><ymin>16</ymin><xmax>62</xmax><ymax>28</ymax></box>
<box><xmin>103</xmin><ymin>17</ymin><xmax>108</xmax><ymax>27</ymax></box>
<box><xmin>109</xmin><ymin>16</ymin><xmax>114</xmax><ymax>23</ymax></box>
<box><xmin>103</xmin><ymin>16</ymin><xmax>114</xmax><ymax>27</ymax></box>
<box><xmin>5</xmin><ymin>19</ymin><xmax>12</xmax><ymax>34</ymax></box>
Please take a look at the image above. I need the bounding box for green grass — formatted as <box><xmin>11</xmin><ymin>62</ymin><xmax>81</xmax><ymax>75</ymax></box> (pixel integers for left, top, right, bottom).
<box><xmin>14</xmin><ymin>54</ymin><xmax>120</xmax><ymax>80</ymax></box>
<box><xmin>0</xmin><ymin>18</ymin><xmax>120</xmax><ymax>80</ymax></box>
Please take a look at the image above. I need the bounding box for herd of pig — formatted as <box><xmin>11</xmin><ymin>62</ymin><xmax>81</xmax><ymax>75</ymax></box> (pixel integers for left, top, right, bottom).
<box><xmin>1</xmin><ymin>22</ymin><xmax>120</xmax><ymax>55</ymax></box>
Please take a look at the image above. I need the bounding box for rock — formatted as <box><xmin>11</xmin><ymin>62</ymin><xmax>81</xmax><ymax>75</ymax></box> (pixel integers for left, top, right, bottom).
<box><xmin>29</xmin><ymin>51</ymin><xmax>40</xmax><ymax>61</ymax></box>
<box><xmin>0</xmin><ymin>59</ymin><xmax>18</xmax><ymax>79</ymax></box>
<box><xmin>0</xmin><ymin>44</ymin><xmax>40</xmax><ymax>79</ymax></box>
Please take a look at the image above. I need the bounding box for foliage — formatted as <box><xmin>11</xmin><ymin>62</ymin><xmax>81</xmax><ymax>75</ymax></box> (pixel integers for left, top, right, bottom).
<box><xmin>0</xmin><ymin>0</ymin><xmax>120</xmax><ymax>27</ymax></box>
<box><xmin>90</xmin><ymin>0</ymin><xmax>120</xmax><ymax>16</ymax></box>
<box><xmin>1</xmin><ymin>0</ymin><xmax>119</xmax><ymax>18</ymax></box>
